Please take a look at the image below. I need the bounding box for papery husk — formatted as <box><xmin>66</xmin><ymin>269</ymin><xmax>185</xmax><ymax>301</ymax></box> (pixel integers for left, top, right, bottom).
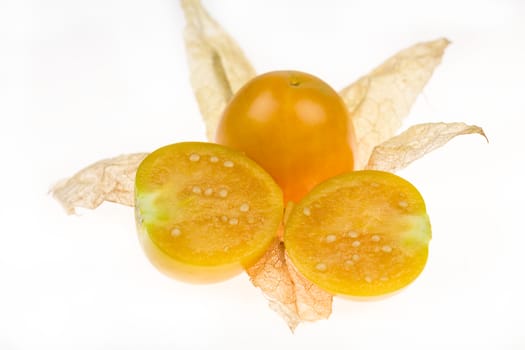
<box><xmin>181</xmin><ymin>0</ymin><xmax>256</xmax><ymax>141</ymax></box>
<box><xmin>51</xmin><ymin>153</ymin><xmax>148</xmax><ymax>214</ymax></box>
<box><xmin>246</xmin><ymin>238</ymin><xmax>332</xmax><ymax>331</ymax></box>
<box><xmin>340</xmin><ymin>38</ymin><xmax>450</xmax><ymax>170</ymax></box>
<box><xmin>366</xmin><ymin>122</ymin><xmax>487</xmax><ymax>172</ymax></box>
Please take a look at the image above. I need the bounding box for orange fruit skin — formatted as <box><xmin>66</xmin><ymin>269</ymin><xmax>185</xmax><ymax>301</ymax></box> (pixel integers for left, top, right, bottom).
<box><xmin>137</xmin><ymin>226</ymin><xmax>246</xmax><ymax>283</ymax></box>
<box><xmin>135</xmin><ymin>142</ymin><xmax>283</xmax><ymax>283</ymax></box>
<box><xmin>284</xmin><ymin>170</ymin><xmax>431</xmax><ymax>297</ymax></box>
<box><xmin>216</xmin><ymin>70</ymin><xmax>356</xmax><ymax>204</ymax></box>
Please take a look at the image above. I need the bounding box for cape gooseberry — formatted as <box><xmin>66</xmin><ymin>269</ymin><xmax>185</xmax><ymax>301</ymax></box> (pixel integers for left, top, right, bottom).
<box><xmin>216</xmin><ymin>70</ymin><xmax>356</xmax><ymax>204</ymax></box>
<box><xmin>284</xmin><ymin>170</ymin><xmax>431</xmax><ymax>297</ymax></box>
<box><xmin>135</xmin><ymin>142</ymin><xmax>283</xmax><ymax>283</ymax></box>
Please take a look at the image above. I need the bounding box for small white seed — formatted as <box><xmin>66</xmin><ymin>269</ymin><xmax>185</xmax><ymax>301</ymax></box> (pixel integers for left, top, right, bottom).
<box><xmin>223</xmin><ymin>160</ymin><xmax>234</xmax><ymax>168</ymax></box>
<box><xmin>189</xmin><ymin>153</ymin><xmax>200</xmax><ymax>162</ymax></box>
<box><xmin>347</xmin><ymin>231</ymin><xmax>359</xmax><ymax>238</ymax></box>
<box><xmin>325</xmin><ymin>234</ymin><xmax>337</xmax><ymax>243</ymax></box>
<box><xmin>398</xmin><ymin>200</ymin><xmax>408</xmax><ymax>208</ymax></box>
<box><xmin>240</xmin><ymin>203</ymin><xmax>250</xmax><ymax>212</ymax></box>
<box><xmin>315</xmin><ymin>263</ymin><xmax>327</xmax><ymax>272</ymax></box>
<box><xmin>344</xmin><ymin>260</ymin><xmax>354</xmax><ymax>268</ymax></box>
<box><xmin>381</xmin><ymin>245</ymin><xmax>392</xmax><ymax>253</ymax></box>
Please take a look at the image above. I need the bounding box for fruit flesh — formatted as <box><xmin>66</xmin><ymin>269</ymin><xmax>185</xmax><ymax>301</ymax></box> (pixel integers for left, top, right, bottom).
<box><xmin>216</xmin><ymin>70</ymin><xmax>356</xmax><ymax>204</ymax></box>
<box><xmin>284</xmin><ymin>170</ymin><xmax>431</xmax><ymax>297</ymax></box>
<box><xmin>135</xmin><ymin>142</ymin><xmax>283</xmax><ymax>283</ymax></box>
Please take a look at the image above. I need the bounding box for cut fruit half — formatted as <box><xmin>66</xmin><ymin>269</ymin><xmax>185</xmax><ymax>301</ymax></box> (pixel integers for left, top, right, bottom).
<box><xmin>284</xmin><ymin>170</ymin><xmax>431</xmax><ymax>297</ymax></box>
<box><xmin>135</xmin><ymin>142</ymin><xmax>283</xmax><ymax>283</ymax></box>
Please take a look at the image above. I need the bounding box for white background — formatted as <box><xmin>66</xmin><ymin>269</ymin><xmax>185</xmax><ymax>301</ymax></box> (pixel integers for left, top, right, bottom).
<box><xmin>1</xmin><ymin>0</ymin><xmax>524</xmax><ymax>348</ymax></box>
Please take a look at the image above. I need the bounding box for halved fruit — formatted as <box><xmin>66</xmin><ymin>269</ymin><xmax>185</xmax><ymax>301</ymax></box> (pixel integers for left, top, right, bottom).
<box><xmin>135</xmin><ymin>142</ymin><xmax>283</xmax><ymax>283</ymax></box>
<box><xmin>284</xmin><ymin>170</ymin><xmax>431</xmax><ymax>297</ymax></box>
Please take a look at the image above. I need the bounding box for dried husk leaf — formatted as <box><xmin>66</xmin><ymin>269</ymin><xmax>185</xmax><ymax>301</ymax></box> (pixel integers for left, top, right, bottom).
<box><xmin>181</xmin><ymin>0</ymin><xmax>256</xmax><ymax>141</ymax></box>
<box><xmin>366</xmin><ymin>122</ymin><xmax>487</xmax><ymax>172</ymax></box>
<box><xmin>51</xmin><ymin>153</ymin><xmax>148</xmax><ymax>214</ymax></box>
<box><xmin>340</xmin><ymin>38</ymin><xmax>450</xmax><ymax>170</ymax></box>
<box><xmin>246</xmin><ymin>238</ymin><xmax>332</xmax><ymax>331</ymax></box>
<box><xmin>247</xmin><ymin>239</ymin><xmax>299</xmax><ymax>330</ymax></box>
<box><xmin>366</xmin><ymin>123</ymin><xmax>488</xmax><ymax>172</ymax></box>
<box><xmin>284</xmin><ymin>254</ymin><xmax>332</xmax><ymax>323</ymax></box>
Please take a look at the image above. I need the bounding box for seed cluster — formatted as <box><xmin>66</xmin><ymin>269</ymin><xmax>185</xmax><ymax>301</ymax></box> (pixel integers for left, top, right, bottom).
<box><xmin>187</xmin><ymin>153</ymin><xmax>236</xmax><ymax>169</ymax></box>
<box><xmin>183</xmin><ymin>152</ymin><xmax>255</xmax><ymax>229</ymax></box>
<box><xmin>312</xmin><ymin>230</ymin><xmax>395</xmax><ymax>283</ymax></box>
<box><xmin>187</xmin><ymin>152</ymin><xmax>237</xmax><ymax>200</ymax></box>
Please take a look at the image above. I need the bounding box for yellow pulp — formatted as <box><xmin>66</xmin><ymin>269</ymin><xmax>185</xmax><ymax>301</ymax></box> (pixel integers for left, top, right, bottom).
<box><xmin>284</xmin><ymin>170</ymin><xmax>431</xmax><ymax>297</ymax></box>
<box><xmin>135</xmin><ymin>142</ymin><xmax>283</xmax><ymax>283</ymax></box>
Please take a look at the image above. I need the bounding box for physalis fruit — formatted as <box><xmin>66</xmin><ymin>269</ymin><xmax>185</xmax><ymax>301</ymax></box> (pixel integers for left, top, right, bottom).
<box><xmin>135</xmin><ymin>142</ymin><xmax>283</xmax><ymax>283</ymax></box>
<box><xmin>216</xmin><ymin>70</ymin><xmax>356</xmax><ymax>204</ymax></box>
<box><xmin>284</xmin><ymin>170</ymin><xmax>431</xmax><ymax>297</ymax></box>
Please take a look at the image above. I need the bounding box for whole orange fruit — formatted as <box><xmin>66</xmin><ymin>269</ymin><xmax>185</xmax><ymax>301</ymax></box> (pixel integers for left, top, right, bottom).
<box><xmin>216</xmin><ymin>70</ymin><xmax>356</xmax><ymax>204</ymax></box>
